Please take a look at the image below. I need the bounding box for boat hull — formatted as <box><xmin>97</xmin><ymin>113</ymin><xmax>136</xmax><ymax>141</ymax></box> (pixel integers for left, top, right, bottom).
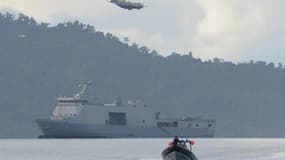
<box><xmin>36</xmin><ymin>118</ymin><xmax>214</xmax><ymax>138</ymax></box>
<box><xmin>162</xmin><ymin>145</ymin><xmax>198</xmax><ymax>160</ymax></box>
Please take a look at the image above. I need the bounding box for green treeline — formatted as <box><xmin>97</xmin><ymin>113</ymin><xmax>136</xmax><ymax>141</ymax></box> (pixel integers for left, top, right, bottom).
<box><xmin>0</xmin><ymin>13</ymin><xmax>285</xmax><ymax>137</ymax></box>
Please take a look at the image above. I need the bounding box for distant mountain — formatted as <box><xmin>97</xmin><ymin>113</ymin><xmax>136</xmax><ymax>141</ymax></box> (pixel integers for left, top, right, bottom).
<box><xmin>1</xmin><ymin>12</ymin><xmax>285</xmax><ymax>138</ymax></box>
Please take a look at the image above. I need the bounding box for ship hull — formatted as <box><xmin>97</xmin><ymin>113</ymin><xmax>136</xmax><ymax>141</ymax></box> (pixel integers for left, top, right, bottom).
<box><xmin>36</xmin><ymin>118</ymin><xmax>214</xmax><ymax>138</ymax></box>
<box><xmin>162</xmin><ymin>145</ymin><xmax>198</xmax><ymax>160</ymax></box>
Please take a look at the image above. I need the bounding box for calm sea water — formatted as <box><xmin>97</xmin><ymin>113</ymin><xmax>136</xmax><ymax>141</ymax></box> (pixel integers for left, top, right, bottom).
<box><xmin>0</xmin><ymin>139</ymin><xmax>285</xmax><ymax>160</ymax></box>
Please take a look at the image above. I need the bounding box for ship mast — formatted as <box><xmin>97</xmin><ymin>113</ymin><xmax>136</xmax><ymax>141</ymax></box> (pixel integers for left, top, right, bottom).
<box><xmin>74</xmin><ymin>81</ymin><xmax>92</xmax><ymax>98</ymax></box>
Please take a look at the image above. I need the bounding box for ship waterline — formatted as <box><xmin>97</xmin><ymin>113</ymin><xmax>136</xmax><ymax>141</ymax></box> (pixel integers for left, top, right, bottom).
<box><xmin>37</xmin><ymin>119</ymin><xmax>215</xmax><ymax>138</ymax></box>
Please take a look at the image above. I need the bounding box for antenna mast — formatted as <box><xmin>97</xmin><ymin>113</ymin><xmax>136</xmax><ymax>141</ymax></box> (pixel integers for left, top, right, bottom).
<box><xmin>74</xmin><ymin>81</ymin><xmax>92</xmax><ymax>98</ymax></box>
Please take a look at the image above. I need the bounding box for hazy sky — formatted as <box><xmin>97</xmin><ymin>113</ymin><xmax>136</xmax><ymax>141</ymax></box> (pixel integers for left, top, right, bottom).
<box><xmin>0</xmin><ymin>0</ymin><xmax>285</xmax><ymax>63</ymax></box>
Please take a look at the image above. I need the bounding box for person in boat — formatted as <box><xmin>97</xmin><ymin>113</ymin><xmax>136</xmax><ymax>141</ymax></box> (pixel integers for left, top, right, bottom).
<box><xmin>181</xmin><ymin>141</ymin><xmax>187</xmax><ymax>149</ymax></box>
<box><xmin>172</xmin><ymin>136</ymin><xmax>188</xmax><ymax>149</ymax></box>
<box><xmin>173</xmin><ymin>136</ymin><xmax>180</xmax><ymax>145</ymax></box>
<box><xmin>172</xmin><ymin>136</ymin><xmax>195</xmax><ymax>150</ymax></box>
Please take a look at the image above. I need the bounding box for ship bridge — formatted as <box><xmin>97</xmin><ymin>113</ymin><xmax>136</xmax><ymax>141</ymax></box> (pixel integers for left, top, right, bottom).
<box><xmin>51</xmin><ymin>82</ymin><xmax>92</xmax><ymax>120</ymax></box>
<box><xmin>51</xmin><ymin>97</ymin><xmax>88</xmax><ymax>120</ymax></box>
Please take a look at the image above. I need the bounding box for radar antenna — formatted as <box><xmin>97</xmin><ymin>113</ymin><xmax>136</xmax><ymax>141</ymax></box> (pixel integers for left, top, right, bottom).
<box><xmin>74</xmin><ymin>81</ymin><xmax>92</xmax><ymax>98</ymax></box>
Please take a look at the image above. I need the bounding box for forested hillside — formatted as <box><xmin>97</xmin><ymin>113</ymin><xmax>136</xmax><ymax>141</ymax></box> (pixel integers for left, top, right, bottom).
<box><xmin>1</xmin><ymin>12</ymin><xmax>285</xmax><ymax>137</ymax></box>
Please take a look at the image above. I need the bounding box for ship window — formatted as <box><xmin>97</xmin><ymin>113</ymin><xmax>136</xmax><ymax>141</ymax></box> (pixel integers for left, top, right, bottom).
<box><xmin>142</xmin><ymin>120</ymin><xmax>145</xmax><ymax>124</ymax></box>
<box><xmin>157</xmin><ymin>121</ymin><xmax>173</xmax><ymax>127</ymax></box>
<box><xmin>195</xmin><ymin>124</ymin><xmax>199</xmax><ymax>127</ymax></box>
<box><xmin>208</xmin><ymin>124</ymin><xmax>212</xmax><ymax>127</ymax></box>
<box><xmin>155</xmin><ymin>112</ymin><xmax>160</xmax><ymax>120</ymax></box>
<box><xmin>188</xmin><ymin>123</ymin><xmax>192</xmax><ymax>127</ymax></box>
<box><xmin>109</xmin><ymin>112</ymin><xmax>126</xmax><ymax>125</ymax></box>
<box><xmin>173</xmin><ymin>121</ymin><xmax>178</xmax><ymax>128</ymax></box>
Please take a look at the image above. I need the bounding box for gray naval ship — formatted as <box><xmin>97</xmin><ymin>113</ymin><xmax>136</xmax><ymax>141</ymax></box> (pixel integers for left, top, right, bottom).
<box><xmin>36</xmin><ymin>82</ymin><xmax>216</xmax><ymax>138</ymax></box>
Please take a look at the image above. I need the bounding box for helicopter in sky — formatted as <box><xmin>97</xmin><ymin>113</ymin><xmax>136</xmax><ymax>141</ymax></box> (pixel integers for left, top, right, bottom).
<box><xmin>108</xmin><ymin>0</ymin><xmax>146</xmax><ymax>10</ymax></box>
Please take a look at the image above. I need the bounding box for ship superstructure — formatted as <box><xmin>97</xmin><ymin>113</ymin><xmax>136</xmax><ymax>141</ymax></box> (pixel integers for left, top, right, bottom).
<box><xmin>36</xmin><ymin>82</ymin><xmax>215</xmax><ymax>138</ymax></box>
